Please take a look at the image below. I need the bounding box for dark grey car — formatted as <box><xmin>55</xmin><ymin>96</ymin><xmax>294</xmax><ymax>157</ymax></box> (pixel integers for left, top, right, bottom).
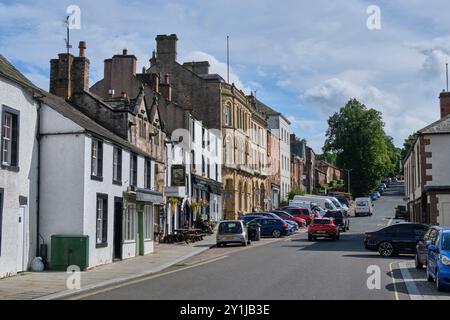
<box><xmin>415</xmin><ymin>226</ymin><xmax>442</xmax><ymax>269</ymax></box>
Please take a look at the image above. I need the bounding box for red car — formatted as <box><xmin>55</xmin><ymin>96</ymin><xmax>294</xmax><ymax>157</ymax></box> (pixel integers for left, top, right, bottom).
<box><xmin>308</xmin><ymin>217</ymin><xmax>340</xmax><ymax>241</ymax></box>
<box><xmin>281</xmin><ymin>207</ymin><xmax>315</xmax><ymax>225</ymax></box>
<box><xmin>271</xmin><ymin>210</ymin><xmax>307</xmax><ymax>227</ymax></box>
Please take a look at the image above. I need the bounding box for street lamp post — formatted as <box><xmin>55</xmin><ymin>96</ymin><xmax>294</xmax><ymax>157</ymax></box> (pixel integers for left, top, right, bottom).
<box><xmin>344</xmin><ymin>169</ymin><xmax>353</xmax><ymax>194</ymax></box>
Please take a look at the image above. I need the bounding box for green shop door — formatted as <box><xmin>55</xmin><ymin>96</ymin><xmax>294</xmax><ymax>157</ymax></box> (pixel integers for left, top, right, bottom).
<box><xmin>137</xmin><ymin>210</ymin><xmax>144</xmax><ymax>256</ymax></box>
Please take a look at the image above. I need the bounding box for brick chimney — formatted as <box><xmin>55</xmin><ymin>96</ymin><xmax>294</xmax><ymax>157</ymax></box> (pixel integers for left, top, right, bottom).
<box><xmin>101</xmin><ymin>49</ymin><xmax>137</xmax><ymax>98</ymax></box>
<box><xmin>50</xmin><ymin>53</ymin><xmax>74</xmax><ymax>99</ymax></box>
<box><xmin>160</xmin><ymin>73</ymin><xmax>172</xmax><ymax>101</ymax></box>
<box><xmin>183</xmin><ymin>61</ymin><xmax>210</xmax><ymax>75</ymax></box>
<box><xmin>49</xmin><ymin>41</ymin><xmax>90</xmax><ymax>98</ymax></box>
<box><xmin>156</xmin><ymin>34</ymin><xmax>178</xmax><ymax>62</ymax></box>
<box><xmin>72</xmin><ymin>41</ymin><xmax>90</xmax><ymax>95</ymax></box>
<box><xmin>439</xmin><ymin>90</ymin><xmax>450</xmax><ymax>118</ymax></box>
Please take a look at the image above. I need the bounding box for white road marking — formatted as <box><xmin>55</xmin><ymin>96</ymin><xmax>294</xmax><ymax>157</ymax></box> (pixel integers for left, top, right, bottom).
<box><xmin>398</xmin><ymin>262</ymin><xmax>424</xmax><ymax>300</ymax></box>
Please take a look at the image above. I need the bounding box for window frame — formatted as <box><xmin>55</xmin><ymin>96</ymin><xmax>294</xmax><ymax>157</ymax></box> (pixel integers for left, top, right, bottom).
<box><xmin>95</xmin><ymin>193</ymin><xmax>108</xmax><ymax>248</ymax></box>
<box><xmin>1</xmin><ymin>106</ymin><xmax>20</xmax><ymax>170</ymax></box>
<box><xmin>0</xmin><ymin>188</ymin><xmax>3</xmax><ymax>256</ymax></box>
<box><xmin>130</xmin><ymin>153</ymin><xmax>138</xmax><ymax>187</ymax></box>
<box><xmin>112</xmin><ymin>146</ymin><xmax>122</xmax><ymax>185</ymax></box>
<box><xmin>91</xmin><ymin>138</ymin><xmax>103</xmax><ymax>181</ymax></box>
<box><xmin>124</xmin><ymin>203</ymin><xmax>136</xmax><ymax>241</ymax></box>
<box><xmin>144</xmin><ymin>158</ymin><xmax>152</xmax><ymax>189</ymax></box>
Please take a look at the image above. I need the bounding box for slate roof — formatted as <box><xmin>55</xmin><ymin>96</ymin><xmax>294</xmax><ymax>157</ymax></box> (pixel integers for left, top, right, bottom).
<box><xmin>418</xmin><ymin>114</ymin><xmax>450</xmax><ymax>135</ymax></box>
<box><xmin>0</xmin><ymin>54</ymin><xmax>151</xmax><ymax>158</ymax></box>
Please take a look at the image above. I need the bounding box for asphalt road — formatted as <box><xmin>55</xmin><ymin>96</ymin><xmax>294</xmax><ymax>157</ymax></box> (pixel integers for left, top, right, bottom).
<box><xmin>77</xmin><ymin>183</ymin><xmax>412</xmax><ymax>300</ymax></box>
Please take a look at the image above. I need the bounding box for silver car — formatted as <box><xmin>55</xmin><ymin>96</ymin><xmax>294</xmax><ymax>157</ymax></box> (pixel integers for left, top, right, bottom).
<box><xmin>217</xmin><ymin>220</ymin><xmax>250</xmax><ymax>247</ymax></box>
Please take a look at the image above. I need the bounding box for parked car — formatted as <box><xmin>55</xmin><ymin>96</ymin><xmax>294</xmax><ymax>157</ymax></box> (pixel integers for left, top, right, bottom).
<box><xmin>334</xmin><ymin>195</ymin><xmax>350</xmax><ymax>208</ymax></box>
<box><xmin>244</xmin><ymin>212</ymin><xmax>295</xmax><ymax>234</ymax></box>
<box><xmin>355</xmin><ymin>197</ymin><xmax>374</xmax><ymax>217</ymax></box>
<box><xmin>246</xmin><ymin>217</ymin><xmax>291</xmax><ymax>238</ymax></box>
<box><xmin>415</xmin><ymin>226</ymin><xmax>443</xmax><ymax>269</ymax></box>
<box><xmin>217</xmin><ymin>220</ymin><xmax>251</xmax><ymax>247</ymax></box>
<box><xmin>271</xmin><ymin>210</ymin><xmax>307</xmax><ymax>227</ymax></box>
<box><xmin>308</xmin><ymin>217</ymin><xmax>340</xmax><ymax>241</ymax></box>
<box><xmin>304</xmin><ymin>195</ymin><xmax>349</xmax><ymax>216</ymax></box>
<box><xmin>285</xmin><ymin>220</ymin><xmax>299</xmax><ymax>232</ymax></box>
<box><xmin>370</xmin><ymin>193</ymin><xmax>379</xmax><ymax>201</ymax></box>
<box><xmin>375</xmin><ymin>191</ymin><xmax>381</xmax><ymax>198</ymax></box>
<box><xmin>364</xmin><ymin>223</ymin><xmax>429</xmax><ymax>257</ymax></box>
<box><xmin>324</xmin><ymin>210</ymin><xmax>350</xmax><ymax>232</ymax></box>
<box><xmin>394</xmin><ymin>204</ymin><xmax>408</xmax><ymax>220</ymax></box>
<box><xmin>377</xmin><ymin>186</ymin><xmax>385</xmax><ymax>195</ymax></box>
<box><xmin>426</xmin><ymin>229</ymin><xmax>450</xmax><ymax>291</ymax></box>
<box><xmin>280</xmin><ymin>207</ymin><xmax>316</xmax><ymax>225</ymax></box>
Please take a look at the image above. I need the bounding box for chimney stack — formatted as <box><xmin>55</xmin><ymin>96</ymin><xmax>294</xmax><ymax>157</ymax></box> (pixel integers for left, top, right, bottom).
<box><xmin>72</xmin><ymin>41</ymin><xmax>90</xmax><ymax>95</ymax></box>
<box><xmin>155</xmin><ymin>34</ymin><xmax>178</xmax><ymax>62</ymax></box>
<box><xmin>439</xmin><ymin>90</ymin><xmax>450</xmax><ymax>119</ymax></box>
<box><xmin>79</xmin><ymin>41</ymin><xmax>87</xmax><ymax>57</ymax></box>
<box><xmin>49</xmin><ymin>41</ymin><xmax>90</xmax><ymax>99</ymax></box>
<box><xmin>123</xmin><ymin>49</ymin><xmax>128</xmax><ymax>56</ymax></box>
<box><xmin>183</xmin><ymin>61</ymin><xmax>210</xmax><ymax>75</ymax></box>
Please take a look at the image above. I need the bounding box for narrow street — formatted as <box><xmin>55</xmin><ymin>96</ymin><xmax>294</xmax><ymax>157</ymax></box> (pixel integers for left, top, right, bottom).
<box><xmin>69</xmin><ymin>182</ymin><xmax>436</xmax><ymax>300</ymax></box>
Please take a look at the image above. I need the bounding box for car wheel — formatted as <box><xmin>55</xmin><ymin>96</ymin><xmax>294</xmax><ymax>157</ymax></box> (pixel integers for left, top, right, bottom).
<box><xmin>436</xmin><ymin>270</ymin><xmax>446</xmax><ymax>292</ymax></box>
<box><xmin>272</xmin><ymin>229</ymin><xmax>282</xmax><ymax>238</ymax></box>
<box><xmin>415</xmin><ymin>254</ymin><xmax>423</xmax><ymax>269</ymax></box>
<box><xmin>308</xmin><ymin>234</ymin><xmax>313</xmax><ymax>241</ymax></box>
<box><xmin>427</xmin><ymin>264</ymin><xmax>434</xmax><ymax>282</ymax></box>
<box><xmin>217</xmin><ymin>243</ymin><xmax>222</xmax><ymax>248</ymax></box>
<box><xmin>378</xmin><ymin>241</ymin><xmax>395</xmax><ymax>257</ymax></box>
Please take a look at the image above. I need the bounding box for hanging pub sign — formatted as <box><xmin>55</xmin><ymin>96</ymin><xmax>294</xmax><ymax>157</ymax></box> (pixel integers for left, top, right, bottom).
<box><xmin>171</xmin><ymin>165</ymin><xmax>186</xmax><ymax>187</ymax></box>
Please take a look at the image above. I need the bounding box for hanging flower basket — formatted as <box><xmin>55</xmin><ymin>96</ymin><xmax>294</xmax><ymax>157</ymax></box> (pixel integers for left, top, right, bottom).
<box><xmin>168</xmin><ymin>198</ymin><xmax>178</xmax><ymax>212</ymax></box>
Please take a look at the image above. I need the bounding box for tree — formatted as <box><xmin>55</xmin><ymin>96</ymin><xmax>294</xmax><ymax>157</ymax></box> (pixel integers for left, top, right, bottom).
<box><xmin>316</xmin><ymin>152</ymin><xmax>337</xmax><ymax>165</ymax></box>
<box><xmin>324</xmin><ymin>99</ymin><xmax>398</xmax><ymax>196</ymax></box>
<box><xmin>400</xmin><ymin>132</ymin><xmax>418</xmax><ymax>161</ymax></box>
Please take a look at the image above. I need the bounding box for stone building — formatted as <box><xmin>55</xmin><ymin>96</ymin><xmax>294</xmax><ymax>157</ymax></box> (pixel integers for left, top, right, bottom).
<box><xmin>291</xmin><ymin>156</ymin><xmax>305</xmax><ymax>192</ymax></box>
<box><xmin>267</xmin><ymin>131</ymin><xmax>281</xmax><ymax>209</ymax></box>
<box><xmin>258</xmin><ymin>100</ymin><xmax>291</xmax><ymax>203</ymax></box>
<box><xmin>48</xmin><ymin>42</ymin><xmax>165</xmax><ymax>259</ymax></box>
<box><xmin>147</xmin><ymin>34</ymin><xmax>268</xmax><ymax>219</ymax></box>
<box><xmin>404</xmin><ymin>91</ymin><xmax>450</xmax><ymax>226</ymax></box>
<box><xmin>305</xmin><ymin>146</ymin><xmax>317</xmax><ymax>193</ymax></box>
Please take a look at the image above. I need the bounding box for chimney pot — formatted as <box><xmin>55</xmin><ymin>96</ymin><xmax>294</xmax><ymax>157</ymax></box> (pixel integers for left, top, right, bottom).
<box><xmin>123</xmin><ymin>49</ymin><xmax>128</xmax><ymax>55</ymax></box>
<box><xmin>78</xmin><ymin>41</ymin><xmax>87</xmax><ymax>57</ymax></box>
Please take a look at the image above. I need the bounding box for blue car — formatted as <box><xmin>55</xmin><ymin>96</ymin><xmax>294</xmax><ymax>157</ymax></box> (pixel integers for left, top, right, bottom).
<box><xmin>241</xmin><ymin>216</ymin><xmax>291</xmax><ymax>238</ymax></box>
<box><xmin>370</xmin><ymin>193</ymin><xmax>379</xmax><ymax>201</ymax></box>
<box><xmin>426</xmin><ymin>229</ymin><xmax>450</xmax><ymax>291</ymax></box>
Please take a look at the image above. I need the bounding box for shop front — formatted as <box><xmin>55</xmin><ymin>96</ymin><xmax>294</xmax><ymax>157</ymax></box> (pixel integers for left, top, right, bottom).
<box><xmin>191</xmin><ymin>175</ymin><xmax>224</xmax><ymax>225</ymax></box>
<box><xmin>121</xmin><ymin>188</ymin><xmax>164</xmax><ymax>259</ymax></box>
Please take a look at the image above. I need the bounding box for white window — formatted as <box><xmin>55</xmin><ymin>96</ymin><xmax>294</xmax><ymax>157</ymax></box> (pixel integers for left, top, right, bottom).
<box><xmin>91</xmin><ymin>139</ymin><xmax>103</xmax><ymax>178</ymax></box>
<box><xmin>224</xmin><ymin>105</ymin><xmax>231</xmax><ymax>126</ymax></box>
<box><xmin>124</xmin><ymin>203</ymin><xmax>136</xmax><ymax>241</ymax></box>
<box><xmin>113</xmin><ymin>147</ymin><xmax>122</xmax><ymax>183</ymax></box>
<box><xmin>96</xmin><ymin>194</ymin><xmax>108</xmax><ymax>246</ymax></box>
<box><xmin>144</xmin><ymin>205</ymin><xmax>153</xmax><ymax>240</ymax></box>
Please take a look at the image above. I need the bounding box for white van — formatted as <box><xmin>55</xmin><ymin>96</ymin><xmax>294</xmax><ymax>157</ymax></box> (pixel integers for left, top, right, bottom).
<box><xmin>305</xmin><ymin>195</ymin><xmax>348</xmax><ymax>215</ymax></box>
<box><xmin>354</xmin><ymin>197</ymin><xmax>373</xmax><ymax>217</ymax></box>
<box><xmin>292</xmin><ymin>195</ymin><xmax>338</xmax><ymax>212</ymax></box>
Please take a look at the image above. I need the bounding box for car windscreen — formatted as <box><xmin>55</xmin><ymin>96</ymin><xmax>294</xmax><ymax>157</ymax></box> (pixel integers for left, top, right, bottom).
<box><xmin>219</xmin><ymin>222</ymin><xmax>242</xmax><ymax>234</ymax></box>
<box><xmin>313</xmin><ymin>219</ymin><xmax>331</xmax><ymax>225</ymax></box>
<box><xmin>442</xmin><ymin>233</ymin><xmax>450</xmax><ymax>251</ymax></box>
<box><xmin>356</xmin><ymin>201</ymin><xmax>368</xmax><ymax>206</ymax></box>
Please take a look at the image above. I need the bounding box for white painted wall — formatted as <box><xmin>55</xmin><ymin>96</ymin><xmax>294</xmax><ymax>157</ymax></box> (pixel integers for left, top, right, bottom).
<box><xmin>436</xmin><ymin>194</ymin><xmax>450</xmax><ymax>227</ymax></box>
<box><xmin>0</xmin><ymin>77</ymin><xmax>38</xmax><ymax>278</ymax></box>
<box><xmin>426</xmin><ymin>134</ymin><xmax>450</xmax><ymax>186</ymax></box>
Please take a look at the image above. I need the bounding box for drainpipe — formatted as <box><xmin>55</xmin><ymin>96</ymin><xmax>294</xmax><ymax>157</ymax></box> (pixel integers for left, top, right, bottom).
<box><xmin>35</xmin><ymin>98</ymin><xmax>43</xmax><ymax>258</ymax></box>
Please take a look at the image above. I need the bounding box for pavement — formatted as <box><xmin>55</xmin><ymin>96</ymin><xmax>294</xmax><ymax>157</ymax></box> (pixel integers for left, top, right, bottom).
<box><xmin>0</xmin><ymin>234</ymin><xmax>218</xmax><ymax>300</ymax></box>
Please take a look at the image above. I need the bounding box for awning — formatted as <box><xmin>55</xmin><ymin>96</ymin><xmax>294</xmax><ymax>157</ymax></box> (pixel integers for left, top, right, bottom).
<box><xmin>136</xmin><ymin>189</ymin><xmax>164</xmax><ymax>204</ymax></box>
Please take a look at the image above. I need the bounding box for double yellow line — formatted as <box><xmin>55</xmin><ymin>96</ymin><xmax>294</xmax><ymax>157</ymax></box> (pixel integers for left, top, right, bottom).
<box><xmin>68</xmin><ymin>255</ymin><xmax>228</xmax><ymax>300</ymax></box>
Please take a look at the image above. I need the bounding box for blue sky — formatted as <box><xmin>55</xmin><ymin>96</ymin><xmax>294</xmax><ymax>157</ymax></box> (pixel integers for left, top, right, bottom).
<box><xmin>1</xmin><ymin>0</ymin><xmax>450</xmax><ymax>151</ymax></box>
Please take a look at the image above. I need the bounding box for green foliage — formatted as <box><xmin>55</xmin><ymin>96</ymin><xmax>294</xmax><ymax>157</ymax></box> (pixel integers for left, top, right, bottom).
<box><xmin>287</xmin><ymin>187</ymin><xmax>305</xmax><ymax>200</ymax></box>
<box><xmin>400</xmin><ymin>132</ymin><xmax>418</xmax><ymax>161</ymax></box>
<box><xmin>324</xmin><ymin>99</ymin><xmax>399</xmax><ymax>196</ymax></box>
<box><xmin>316</xmin><ymin>152</ymin><xmax>337</xmax><ymax>165</ymax></box>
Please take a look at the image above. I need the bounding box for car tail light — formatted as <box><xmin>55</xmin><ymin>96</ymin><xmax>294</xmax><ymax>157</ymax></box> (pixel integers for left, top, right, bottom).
<box><xmin>365</xmin><ymin>232</ymin><xmax>374</xmax><ymax>240</ymax></box>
